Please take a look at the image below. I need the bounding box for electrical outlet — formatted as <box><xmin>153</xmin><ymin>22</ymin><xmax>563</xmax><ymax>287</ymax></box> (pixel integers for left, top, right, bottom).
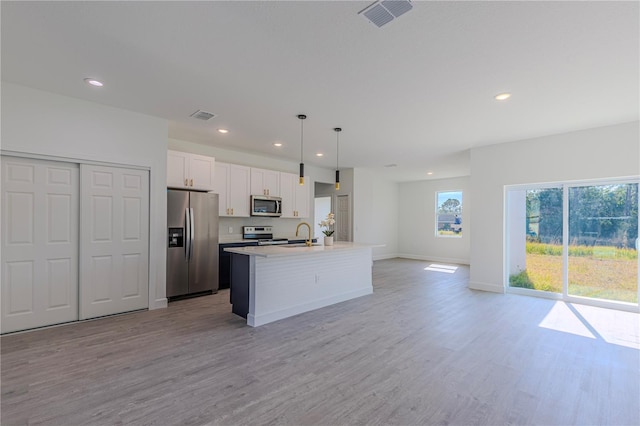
<box><xmin>228</xmin><ymin>226</ymin><xmax>233</xmax><ymax>234</ymax></box>
<box><xmin>315</xmin><ymin>274</ymin><xmax>320</xmax><ymax>284</ymax></box>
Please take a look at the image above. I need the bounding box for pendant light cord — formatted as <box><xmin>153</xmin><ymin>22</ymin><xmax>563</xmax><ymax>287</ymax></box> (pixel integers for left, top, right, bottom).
<box><xmin>297</xmin><ymin>114</ymin><xmax>307</xmax><ymax>185</ymax></box>
<box><xmin>334</xmin><ymin>127</ymin><xmax>342</xmax><ymax>190</ymax></box>
<box><xmin>334</xmin><ymin>127</ymin><xmax>342</xmax><ymax>170</ymax></box>
<box><xmin>336</xmin><ymin>131</ymin><xmax>339</xmax><ymax>170</ymax></box>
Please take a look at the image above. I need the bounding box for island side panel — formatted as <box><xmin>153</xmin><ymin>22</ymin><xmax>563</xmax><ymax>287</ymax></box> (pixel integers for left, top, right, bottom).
<box><xmin>248</xmin><ymin>248</ymin><xmax>373</xmax><ymax>327</ymax></box>
<box><xmin>230</xmin><ymin>253</ymin><xmax>250</xmax><ymax>318</ymax></box>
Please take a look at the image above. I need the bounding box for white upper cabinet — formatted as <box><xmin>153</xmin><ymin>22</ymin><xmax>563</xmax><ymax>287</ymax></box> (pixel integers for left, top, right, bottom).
<box><xmin>214</xmin><ymin>162</ymin><xmax>250</xmax><ymax>217</ymax></box>
<box><xmin>280</xmin><ymin>172</ymin><xmax>310</xmax><ymax>218</ymax></box>
<box><xmin>250</xmin><ymin>168</ymin><xmax>280</xmax><ymax>196</ymax></box>
<box><xmin>167</xmin><ymin>150</ymin><xmax>215</xmax><ymax>191</ymax></box>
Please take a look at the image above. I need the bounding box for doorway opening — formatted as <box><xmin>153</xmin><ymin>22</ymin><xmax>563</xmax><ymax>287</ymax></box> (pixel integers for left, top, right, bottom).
<box><xmin>314</xmin><ymin>196</ymin><xmax>332</xmax><ymax>238</ymax></box>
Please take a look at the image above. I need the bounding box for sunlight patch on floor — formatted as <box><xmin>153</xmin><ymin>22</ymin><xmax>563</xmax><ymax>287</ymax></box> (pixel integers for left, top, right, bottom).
<box><xmin>539</xmin><ymin>302</ymin><xmax>596</xmax><ymax>340</ymax></box>
<box><xmin>538</xmin><ymin>301</ymin><xmax>640</xmax><ymax>349</ymax></box>
<box><xmin>424</xmin><ymin>264</ymin><xmax>458</xmax><ymax>273</ymax></box>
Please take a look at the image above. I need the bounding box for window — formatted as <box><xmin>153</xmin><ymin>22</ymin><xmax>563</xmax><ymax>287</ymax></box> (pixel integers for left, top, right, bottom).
<box><xmin>436</xmin><ymin>190</ymin><xmax>462</xmax><ymax>237</ymax></box>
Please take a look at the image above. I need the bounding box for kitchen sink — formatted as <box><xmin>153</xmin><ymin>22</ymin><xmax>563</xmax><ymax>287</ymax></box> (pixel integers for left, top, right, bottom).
<box><xmin>281</xmin><ymin>243</ymin><xmax>323</xmax><ymax>248</ymax></box>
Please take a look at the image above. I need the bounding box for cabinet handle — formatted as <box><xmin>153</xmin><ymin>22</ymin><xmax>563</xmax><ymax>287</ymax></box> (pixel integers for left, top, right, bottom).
<box><xmin>226</xmin><ymin>208</ymin><xmax>229</xmax><ymax>215</ymax></box>
<box><xmin>267</xmin><ymin>189</ymin><xmax>270</xmax><ymax>195</ymax></box>
<box><xmin>190</xmin><ymin>179</ymin><xmax>194</xmax><ymax>187</ymax></box>
<box><xmin>185</xmin><ymin>178</ymin><xmax>188</xmax><ymax>186</ymax></box>
<box><xmin>231</xmin><ymin>208</ymin><xmax>234</xmax><ymax>215</ymax></box>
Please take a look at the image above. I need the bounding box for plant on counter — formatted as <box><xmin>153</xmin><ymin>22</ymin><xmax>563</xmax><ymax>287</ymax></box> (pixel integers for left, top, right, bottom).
<box><xmin>319</xmin><ymin>213</ymin><xmax>335</xmax><ymax>237</ymax></box>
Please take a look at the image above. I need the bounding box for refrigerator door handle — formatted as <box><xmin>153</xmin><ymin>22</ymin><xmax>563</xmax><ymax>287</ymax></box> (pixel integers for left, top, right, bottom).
<box><xmin>189</xmin><ymin>207</ymin><xmax>195</xmax><ymax>260</ymax></box>
<box><xmin>185</xmin><ymin>207</ymin><xmax>191</xmax><ymax>260</ymax></box>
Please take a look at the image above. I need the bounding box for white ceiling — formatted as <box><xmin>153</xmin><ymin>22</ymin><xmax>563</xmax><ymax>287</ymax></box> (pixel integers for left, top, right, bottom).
<box><xmin>2</xmin><ymin>1</ymin><xmax>638</xmax><ymax>182</ymax></box>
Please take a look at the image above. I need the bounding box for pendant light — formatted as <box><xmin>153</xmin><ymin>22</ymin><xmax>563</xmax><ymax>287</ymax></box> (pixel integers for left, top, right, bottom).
<box><xmin>297</xmin><ymin>114</ymin><xmax>307</xmax><ymax>185</ymax></box>
<box><xmin>334</xmin><ymin>127</ymin><xmax>342</xmax><ymax>190</ymax></box>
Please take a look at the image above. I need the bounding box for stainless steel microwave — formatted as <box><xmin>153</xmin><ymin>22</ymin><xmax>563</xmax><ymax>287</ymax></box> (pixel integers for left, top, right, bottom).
<box><xmin>250</xmin><ymin>195</ymin><xmax>282</xmax><ymax>217</ymax></box>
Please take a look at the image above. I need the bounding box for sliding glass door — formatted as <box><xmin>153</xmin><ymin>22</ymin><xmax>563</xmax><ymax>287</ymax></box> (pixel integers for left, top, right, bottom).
<box><xmin>567</xmin><ymin>184</ymin><xmax>638</xmax><ymax>304</ymax></box>
<box><xmin>507</xmin><ymin>180</ymin><xmax>639</xmax><ymax>310</ymax></box>
<box><xmin>507</xmin><ymin>187</ymin><xmax>564</xmax><ymax>295</ymax></box>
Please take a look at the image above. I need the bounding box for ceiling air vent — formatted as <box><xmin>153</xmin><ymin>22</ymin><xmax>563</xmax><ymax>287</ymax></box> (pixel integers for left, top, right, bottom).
<box><xmin>190</xmin><ymin>110</ymin><xmax>216</xmax><ymax>121</ymax></box>
<box><xmin>359</xmin><ymin>0</ymin><xmax>413</xmax><ymax>28</ymax></box>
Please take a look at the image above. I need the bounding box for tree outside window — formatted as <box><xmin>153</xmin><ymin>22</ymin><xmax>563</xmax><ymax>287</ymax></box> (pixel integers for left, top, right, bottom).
<box><xmin>436</xmin><ymin>191</ymin><xmax>462</xmax><ymax>237</ymax></box>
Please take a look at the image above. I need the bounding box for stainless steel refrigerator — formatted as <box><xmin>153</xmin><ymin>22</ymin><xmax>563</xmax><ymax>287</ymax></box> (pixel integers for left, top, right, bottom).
<box><xmin>167</xmin><ymin>190</ymin><xmax>219</xmax><ymax>298</ymax></box>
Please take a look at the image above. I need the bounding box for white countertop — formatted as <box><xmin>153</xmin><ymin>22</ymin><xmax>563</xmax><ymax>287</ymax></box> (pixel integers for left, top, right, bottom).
<box><xmin>223</xmin><ymin>242</ymin><xmax>383</xmax><ymax>258</ymax></box>
<box><xmin>218</xmin><ymin>235</ymin><xmax>315</xmax><ymax>244</ymax></box>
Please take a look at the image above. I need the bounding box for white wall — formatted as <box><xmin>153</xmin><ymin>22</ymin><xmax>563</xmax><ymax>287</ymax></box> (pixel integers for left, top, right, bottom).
<box><xmin>353</xmin><ymin>168</ymin><xmax>399</xmax><ymax>260</ymax></box>
<box><xmin>470</xmin><ymin>121</ymin><xmax>640</xmax><ymax>293</ymax></box>
<box><xmin>398</xmin><ymin>176</ymin><xmax>471</xmax><ymax>264</ymax></box>
<box><xmin>1</xmin><ymin>82</ymin><xmax>169</xmax><ymax>309</ymax></box>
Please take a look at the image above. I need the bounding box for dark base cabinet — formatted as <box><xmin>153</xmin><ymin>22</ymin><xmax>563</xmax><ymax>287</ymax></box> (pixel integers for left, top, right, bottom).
<box><xmin>230</xmin><ymin>253</ymin><xmax>250</xmax><ymax>319</ymax></box>
<box><xmin>219</xmin><ymin>242</ymin><xmax>258</xmax><ymax>290</ymax></box>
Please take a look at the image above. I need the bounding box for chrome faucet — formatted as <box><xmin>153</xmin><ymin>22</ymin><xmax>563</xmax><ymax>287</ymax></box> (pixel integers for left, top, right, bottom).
<box><xmin>295</xmin><ymin>222</ymin><xmax>312</xmax><ymax>246</ymax></box>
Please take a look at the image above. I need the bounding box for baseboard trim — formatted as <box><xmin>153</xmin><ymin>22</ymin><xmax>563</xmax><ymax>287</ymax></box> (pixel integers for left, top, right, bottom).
<box><xmin>151</xmin><ymin>298</ymin><xmax>168</xmax><ymax>309</ymax></box>
<box><xmin>396</xmin><ymin>254</ymin><xmax>470</xmax><ymax>266</ymax></box>
<box><xmin>468</xmin><ymin>281</ymin><xmax>505</xmax><ymax>294</ymax></box>
<box><xmin>373</xmin><ymin>253</ymin><xmax>399</xmax><ymax>261</ymax></box>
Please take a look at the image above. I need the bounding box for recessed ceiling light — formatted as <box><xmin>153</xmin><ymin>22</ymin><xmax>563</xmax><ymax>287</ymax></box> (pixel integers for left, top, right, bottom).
<box><xmin>427</xmin><ymin>172</ymin><xmax>433</xmax><ymax>175</ymax></box>
<box><xmin>273</xmin><ymin>142</ymin><xmax>283</xmax><ymax>147</ymax></box>
<box><xmin>83</xmin><ymin>78</ymin><xmax>104</xmax><ymax>87</ymax></box>
<box><xmin>495</xmin><ymin>93</ymin><xmax>511</xmax><ymax>101</ymax></box>
<box><xmin>316</xmin><ymin>153</ymin><xmax>324</xmax><ymax>157</ymax></box>
<box><xmin>217</xmin><ymin>129</ymin><xmax>229</xmax><ymax>134</ymax></box>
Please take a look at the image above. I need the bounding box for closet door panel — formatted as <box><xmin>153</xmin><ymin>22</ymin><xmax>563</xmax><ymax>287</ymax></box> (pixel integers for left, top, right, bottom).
<box><xmin>1</xmin><ymin>157</ymin><xmax>79</xmax><ymax>333</ymax></box>
<box><xmin>80</xmin><ymin>165</ymin><xmax>149</xmax><ymax>320</ymax></box>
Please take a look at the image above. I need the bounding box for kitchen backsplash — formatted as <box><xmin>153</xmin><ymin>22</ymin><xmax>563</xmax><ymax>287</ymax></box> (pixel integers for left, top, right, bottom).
<box><xmin>219</xmin><ymin>216</ymin><xmax>314</xmax><ymax>239</ymax></box>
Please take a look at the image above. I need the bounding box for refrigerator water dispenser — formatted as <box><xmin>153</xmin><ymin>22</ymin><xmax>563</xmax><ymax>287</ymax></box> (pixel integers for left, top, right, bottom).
<box><xmin>168</xmin><ymin>228</ymin><xmax>183</xmax><ymax>248</ymax></box>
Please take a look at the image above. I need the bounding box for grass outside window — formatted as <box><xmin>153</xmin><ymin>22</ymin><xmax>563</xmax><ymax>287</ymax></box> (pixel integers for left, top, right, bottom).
<box><xmin>509</xmin><ymin>242</ymin><xmax>638</xmax><ymax>303</ymax></box>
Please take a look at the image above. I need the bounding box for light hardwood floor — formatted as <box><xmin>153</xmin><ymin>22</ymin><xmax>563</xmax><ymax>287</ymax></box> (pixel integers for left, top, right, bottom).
<box><xmin>2</xmin><ymin>258</ymin><xmax>639</xmax><ymax>425</ymax></box>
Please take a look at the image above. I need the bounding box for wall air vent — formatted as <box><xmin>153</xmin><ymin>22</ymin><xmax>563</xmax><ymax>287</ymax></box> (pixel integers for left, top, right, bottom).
<box><xmin>190</xmin><ymin>110</ymin><xmax>216</xmax><ymax>121</ymax></box>
<box><xmin>359</xmin><ymin>0</ymin><xmax>413</xmax><ymax>28</ymax></box>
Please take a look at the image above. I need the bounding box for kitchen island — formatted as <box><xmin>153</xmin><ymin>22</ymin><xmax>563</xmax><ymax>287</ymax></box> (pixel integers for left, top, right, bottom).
<box><xmin>224</xmin><ymin>242</ymin><xmax>378</xmax><ymax>326</ymax></box>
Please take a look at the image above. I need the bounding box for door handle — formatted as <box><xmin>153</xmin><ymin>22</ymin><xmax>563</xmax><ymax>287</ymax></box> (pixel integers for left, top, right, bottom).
<box><xmin>185</xmin><ymin>208</ymin><xmax>191</xmax><ymax>260</ymax></box>
<box><xmin>189</xmin><ymin>208</ymin><xmax>195</xmax><ymax>260</ymax></box>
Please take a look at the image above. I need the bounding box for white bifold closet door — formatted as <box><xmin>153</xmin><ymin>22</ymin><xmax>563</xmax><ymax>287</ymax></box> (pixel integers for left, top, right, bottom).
<box><xmin>79</xmin><ymin>165</ymin><xmax>149</xmax><ymax>320</ymax></box>
<box><xmin>1</xmin><ymin>157</ymin><xmax>79</xmax><ymax>333</ymax></box>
